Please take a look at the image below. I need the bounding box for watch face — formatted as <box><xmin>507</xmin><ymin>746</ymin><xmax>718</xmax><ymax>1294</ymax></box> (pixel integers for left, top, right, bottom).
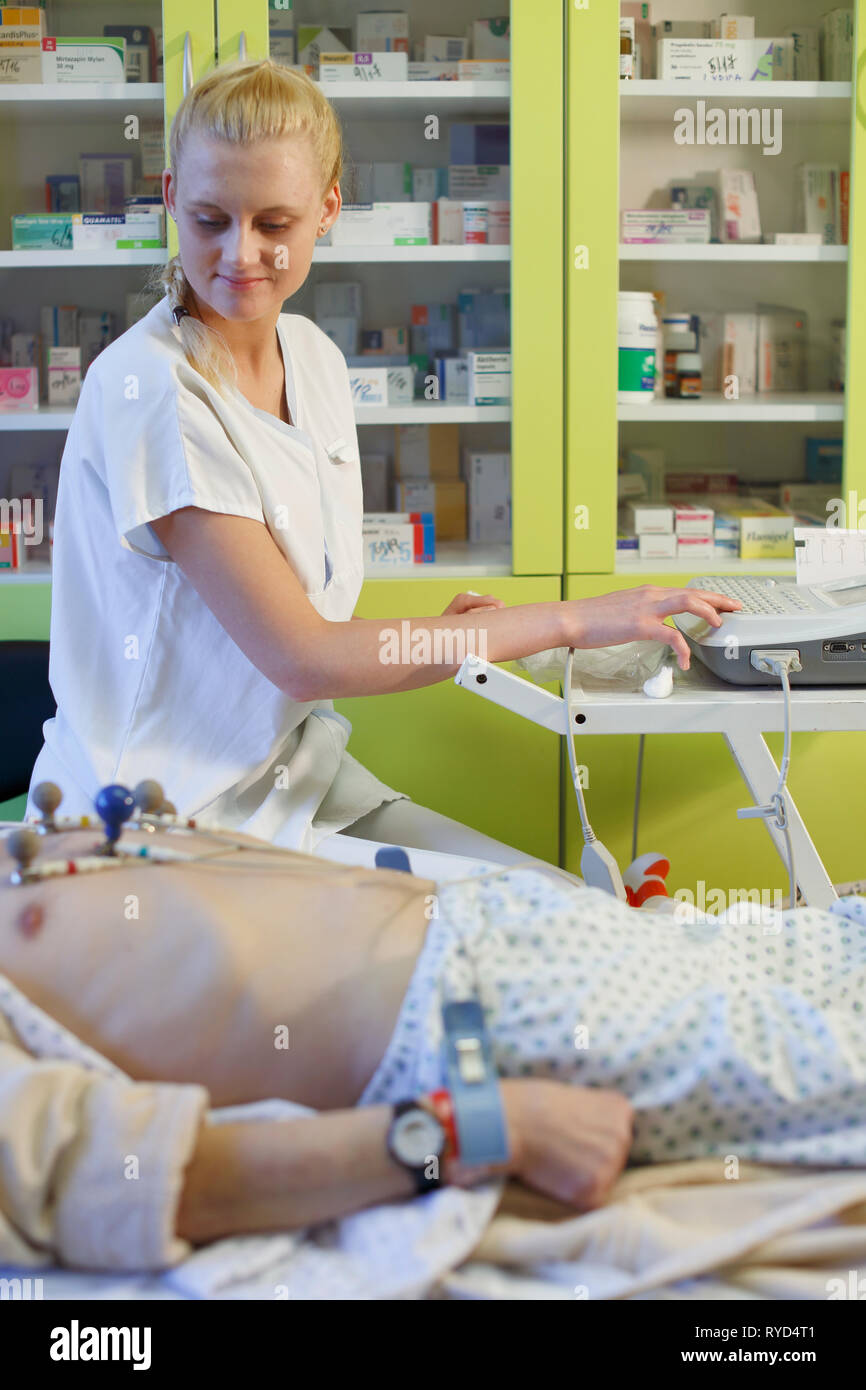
<box><xmin>391</xmin><ymin>1108</ymin><xmax>444</xmax><ymax>1167</ymax></box>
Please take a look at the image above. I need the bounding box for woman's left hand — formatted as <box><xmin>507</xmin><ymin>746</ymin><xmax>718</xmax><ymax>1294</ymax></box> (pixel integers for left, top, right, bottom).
<box><xmin>441</xmin><ymin>591</ymin><xmax>506</xmax><ymax>617</ymax></box>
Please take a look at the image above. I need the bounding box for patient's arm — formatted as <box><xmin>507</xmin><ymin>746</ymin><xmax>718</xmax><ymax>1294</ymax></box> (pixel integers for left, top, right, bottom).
<box><xmin>175</xmin><ymin>1081</ymin><xmax>634</xmax><ymax>1243</ymax></box>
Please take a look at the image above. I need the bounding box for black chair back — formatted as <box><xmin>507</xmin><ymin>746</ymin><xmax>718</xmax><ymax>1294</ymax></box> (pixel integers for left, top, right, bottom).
<box><xmin>0</xmin><ymin>641</ymin><xmax>54</xmax><ymax>804</ymax></box>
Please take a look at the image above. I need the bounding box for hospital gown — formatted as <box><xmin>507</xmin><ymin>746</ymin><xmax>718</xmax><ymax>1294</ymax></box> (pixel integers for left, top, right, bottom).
<box><xmin>360</xmin><ymin>870</ymin><xmax>866</xmax><ymax>1167</ymax></box>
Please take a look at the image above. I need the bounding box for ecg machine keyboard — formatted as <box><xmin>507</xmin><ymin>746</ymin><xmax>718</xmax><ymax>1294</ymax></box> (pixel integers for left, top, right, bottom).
<box><xmin>695</xmin><ymin>577</ymin><xmax>814</xmax><ymax>616</ymax></box>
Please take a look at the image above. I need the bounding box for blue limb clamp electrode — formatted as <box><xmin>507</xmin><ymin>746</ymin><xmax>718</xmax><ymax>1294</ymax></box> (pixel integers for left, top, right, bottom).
<box><xmin>442</xmin><ymin>999</ymin><xmax>510</xmax><ymax>1166</ymax></box>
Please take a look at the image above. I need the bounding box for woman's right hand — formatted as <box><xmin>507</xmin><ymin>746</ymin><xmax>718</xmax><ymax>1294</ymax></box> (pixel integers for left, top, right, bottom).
<box><xmin>498</xmin><ymin>1078</ymin><xmax>634</xmax><ymax>1209</ymax></box>
<box><xmin>560</xmin><ymin>585</ymin><xmax>742</xmax><ymax>670</ymax></box>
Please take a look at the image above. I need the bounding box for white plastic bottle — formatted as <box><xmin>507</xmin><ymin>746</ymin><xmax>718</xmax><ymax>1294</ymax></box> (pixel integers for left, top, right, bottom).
<box><xmin>618</xmin><ymin>292</ymin><xmax>658</xmax><ymax>404</ymax></box>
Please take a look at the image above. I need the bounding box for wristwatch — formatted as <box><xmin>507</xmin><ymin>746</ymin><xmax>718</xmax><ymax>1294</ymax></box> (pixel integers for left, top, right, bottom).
<box><xmin>386</xmin><ymin>1099</ymin><xmax>447</xmax><ymax>1194</ymax></box>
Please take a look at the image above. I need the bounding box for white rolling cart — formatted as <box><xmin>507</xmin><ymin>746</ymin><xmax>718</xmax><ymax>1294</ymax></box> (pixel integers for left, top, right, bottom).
<box><xmin>455</xmin><ymin>653</ymin><xmax>866</xmax><ymax>909</ymax></box>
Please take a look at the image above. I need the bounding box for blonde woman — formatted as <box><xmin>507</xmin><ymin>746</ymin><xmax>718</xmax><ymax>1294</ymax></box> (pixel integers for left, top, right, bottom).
<box><xmin>26</xmin><ymin>59</ymin><xmax>736</xmax><ymax>868</ymax></box>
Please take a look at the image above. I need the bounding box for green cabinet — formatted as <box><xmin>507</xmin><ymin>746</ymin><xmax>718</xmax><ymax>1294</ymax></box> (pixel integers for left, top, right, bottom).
<box><xmin>336</xmin><ymin>576</ymin><xmax>562</xmax><ymax>863</ymax></box>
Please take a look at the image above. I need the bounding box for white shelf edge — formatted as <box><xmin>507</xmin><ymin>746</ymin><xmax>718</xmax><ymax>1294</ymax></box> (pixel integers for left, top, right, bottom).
<box><xmin>0</xmin><ymin>82</ymin><xmax>164</xmax><ymax>103</ymax></box>
<box><xmin>0</xmin><ymin>404</ymin><xmax>511</xmax><ymax>431</ymax></box>
<box><xmin>619</xmin><ymin>393</ymin><xmax>845</xmax><ymax>422</ymax></box>
<box><xmin>0</xmin><ymin>249</ymin><xmax>168</xmax><ymax>268</ymax></box>
<box><xmin>621</xmin><ymin>79</ymin><xmax>851</xmax><ymax>100</ymax></box>
<box><xmin>615</xmin><ymin>556</ymin><xmax>796</xmax><ymax>577</ymax></box>
<box><xmin>315</xmin><ymin>245</ymin><xmax>509</xmax><ymax>261</ymax></box>
<box><xmin>316</xmin><ymin>80</ymin><xmax>509</xmax><ymax>100</ymax></box>
<box><xmin>619</xmin><ymin>244</ymin><xmax>848</xmax><ymax>263</ymax></box>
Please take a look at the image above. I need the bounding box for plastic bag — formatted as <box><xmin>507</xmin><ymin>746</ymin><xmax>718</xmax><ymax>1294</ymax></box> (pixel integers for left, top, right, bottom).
<box><xmin>516</xmin><ymin>640</ymin><xmax>671</xmax><ymax>691</ymax></box>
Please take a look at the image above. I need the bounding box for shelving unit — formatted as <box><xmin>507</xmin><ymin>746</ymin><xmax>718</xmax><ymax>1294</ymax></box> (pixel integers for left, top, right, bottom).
<box><xmin>563</xmin><ymin>0</ymin><xmax>866</xmax><ymax>894</ymax></box>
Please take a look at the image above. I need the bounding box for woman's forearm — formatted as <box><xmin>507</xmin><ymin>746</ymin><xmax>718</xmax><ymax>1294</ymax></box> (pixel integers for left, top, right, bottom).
<box><xmin>294</xmin><ymin>602</ymin><xmax>568</xmax><ymax>700</ymax></box>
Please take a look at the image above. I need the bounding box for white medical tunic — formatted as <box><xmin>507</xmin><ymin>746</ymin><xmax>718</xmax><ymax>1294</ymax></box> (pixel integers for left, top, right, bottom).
<box><xmin>26</xmin><ymin>294</ymin><xmax>407</xmax><ymax>849</ymax></box>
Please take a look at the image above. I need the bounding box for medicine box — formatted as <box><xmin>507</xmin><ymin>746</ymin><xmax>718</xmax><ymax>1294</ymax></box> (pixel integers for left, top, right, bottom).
<box><xmin>78</xmin><ymin>310</ymin><xmax>114</xmax><ymax>372</ymax></box>
<box><xmin>465</xmin><ymin>350</ymin><xmax>511</xmax><ymax>406</ymax></box>
<box><xmin>348</xmin><ymin>365</ymin><xmax>388</xmax><ymax>406</ymax></box>
<box><xmin>652</xmin><ymin>21</ymin><xmax>711</xmax><ymax>40</ymax></box>
<box><xmin>103</xmin><ymin>24</ymin><xmax>156</xmax><ymax>82</ymax></box>
<box><xmin>45</xmin><ymin>175</ymin><xmax>81</xmax><ymax>214</ymax></box>
<box><xmin>821</xmin><ymin>9</ymin><xmax>854</xmax><ymax>81</ymax></box>
<box><xmin>450</xmin><ymin>123</ymin><xmax>509</xmax><ymax>167</ymax></box>
<box><xmin>47</xmin><ymin>346</ymin><xmax>81</xmax><ymax>405</ymax></box>
<box><xmin>408</xmin><ymin>61</ymin><xmax>460</xmax><ymax>80</ymax></box>
<box><xmin>395</xmin><ymin>422</ymin><xmax>460</xmax><ymax>479</ymax></box>
<box><xmin>779</xmin><ymin>483</ymin><xmax>836</xmax><ymax>517</ymax></box>
<box><xmin>356</xmin><ymin>11</ymin><xmax>409</xmax><ymax>53</ymax></box>
<box><xmin>465</xmin><ymin>452</ymin><xmax>511</xmax><ymax>544</ymax></box>
<box><xmin>621</xmin><ymin>210</ymin><xmax>710</xmax><ymax>244</ymax></box>
<box><xmin>671</xmin><ymin>503</ymin><xmax>714</xmax><ymax>537</ymax></box>
<box><xmin>360</xmin><ymin>455</ymin><xmax>390</xmax><ymax>512</ymax></box>
<box><xmin>435</xmin><ymin>355</ymin><xmax>469</xmax><ymax>403</ymax></box>
<box><xmin>757</xmin><ymin>306</ymin><xmax>807</xmax><ymax>393</ymax></box>
<box><xmin>79</xmin><ymin>153</ymin><xmax>134</xmax><ymax>215</ymax></box>
<box><xmin>363</xmin><ymin>523</ymin><xmax>434</xmax><ymax>567</ymax></box>
<box><xmin>296</xmin><ymin>27</ymin><xmax>350</xmax><ymax>70</ymax></box>
<box><xmin>639</xmin><ymin>533</ymin><xmax>677</xmax><ymax>561</ymax></box>
<box><xmin>370</xmin><ymin>162</ymin><xmax>412</xmax><ymax>201</ymax></box>
<box><xmin>657</xmin><ymin>38</ymin><xmax>788</xmax><ymax>82</ymax></box>
<box><xmin>700</xmin><ymin>312</ymin><xmax>758</xmax><ymax>395</ymax></box>
<box><xmin>385</xmin><ymin>365</ymin><xmax>413</xmax><ymax>404</ymax></box>
<box><xmin>457</xmin><ymin>60</ymin><xmax>510</xmax><ymax>82</ymax></box>
<box><xmin>11</xmin><ymin>331</ymin><xmax>38</xmax><ymax>366</ymax></box>
<box><xmin>719</xmin><ymin>169</ymin><xmax>761</xmax><ymax>244</ymax></box>
<box><xmin>714</xmin><ymin>501</ymin><xmax>794</xmax><ymax>560</ymax></box>
<box><xmin>412</xmin><ymin>168</ymin><xmax>449</xmax><ymax>203</ymax></box>
<box><xmin>677</xmin><ymin>535</ymin><xmax>714</xmax><ymax>558</ymax></box>
<box><xmin>627</xmin><ymin>502</ymin><xmax>674</xmax><ymax>535</ymax></box>
<box><xmin>319</xmin><ymin>51</ymin><xmax>408</xmax><ymax>80</ymax></box>
<box><xmin>0</xmin><ymin>366</ymin><xmax>38</xmax><ymax>410</ymax></box>
<box><xmin>11</xmin><ymin>214</ymin><xmax>73</xmax><ymax>249</ymax></box>
<box><xmin>796</xmin><ymin>165</ymin><xmax>840</xmax><ymax>245</ymax></box>
<box><xmin>314</xmin><ymin>282</ymin><xmax>363</xmax><ymax>320</ymax></box>
<box><xmin>329</xmin><ymin>203</ymin><xmax>431</xmax><ymax>246</ymax></box>
<box><xmin>395</xmin><ymin>479</ymin><xmax>467</xmax><ymax>541</ymax></box>
<box><xmin>784</xmin><ymin>26</ymin><xmax>820</xmax><ymax>81</ymax></box>
<box><xmin>433</xmin><ymin>199</ymin><xmax>464</xmax><ymax>246</ymax></box>
<box><xmin>711</xmin><ymin>15</ymin><xmax>756</xmax><ymax>40</ymax></box>
<box><xmin>0</xmin><ymin>5</ymin><xmax>46</xmax><ymax>84</ymax></box>
<box><xmin>458</xmin><ymin>290</ymin><xmax>510</xmax><ymax>349</ymax></box>
<box><xmin>319</xmin><ymin>316</ymin><xmax>360</xmax><ymax>357</ymax></box>
<box><xmin>805</xmin><ymin>437</ymin><xmax>843</xmax><ymax>484</ymax></box>
<box><xmin>468</xmin><ymin>18</ymin><xmax>510</xmax><ymax>60</ymax></box>
<box><xmin>422</xmin><ymin>37</ymin><xmax>467</xmax><ymax>62</ymax></box>
<box><xmin>410</xmin><ymin>302</ymin><xmax>456</xmax><ymax>356</ymax></box>
<box><xmin>42</xmin><ymin>36</ymin><xmax>126</xmax><ymax>83</ymax></box>
<box><xmin>447</xmin><ymin>165</ymin><xmax>510</xmax><ymax>200</ymax></box>
<box><xmin>268</xmin><ymin>0</ymin><xmax>296</xmax><ymax>65</ymax></box>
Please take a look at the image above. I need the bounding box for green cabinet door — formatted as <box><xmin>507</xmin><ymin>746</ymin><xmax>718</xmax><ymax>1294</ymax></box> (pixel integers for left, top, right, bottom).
<box><xmin>563</xmin><ymin>574</ymin><xmax>866</xmax><ymax>897</ymax></box>
<box><xmin>162</xmin><ymin>0</ymin><xmax>218</xmax><ymax>260</ymax></box>
<box><xmin>565</xmin><ymin>0</ymin><xmax>619</xmax><ymax>575</ymax></box>
<box><xmin>335</xmin><ymin>576</ymin><xmax>562</xmax><ymax>863</ymax></box>
<box><xmin>214</xmin><ymin>0</ymin><xmax>268</xmax><ymax>66</ymax></box>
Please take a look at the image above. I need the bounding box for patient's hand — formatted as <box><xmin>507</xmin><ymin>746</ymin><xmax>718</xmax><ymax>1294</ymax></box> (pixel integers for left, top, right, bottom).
<box><xmin>501</xmin><ymin>1080</ymin><xmax>634</xmax><ymax>1210</ymax></box>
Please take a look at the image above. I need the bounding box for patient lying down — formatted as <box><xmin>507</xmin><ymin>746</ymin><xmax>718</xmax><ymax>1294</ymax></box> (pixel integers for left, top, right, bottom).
<box><xmin>1</xmin><ymin>821</ymin><xmax>864</xmax><ymax>1272</ymax></box>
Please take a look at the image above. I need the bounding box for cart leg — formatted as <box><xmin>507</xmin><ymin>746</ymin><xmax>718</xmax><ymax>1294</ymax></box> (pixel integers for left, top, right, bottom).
<box><xmin>723</xmin><ymin>728</ymin><xmax>837</xmax><ymax>909</ymax></box>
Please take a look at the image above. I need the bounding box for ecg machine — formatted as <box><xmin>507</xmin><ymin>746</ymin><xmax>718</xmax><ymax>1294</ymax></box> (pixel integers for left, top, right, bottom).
<box><xmin>673</xmin><ymin>574</ymin><xmax>866</xmax><ymax>685</ymax></box>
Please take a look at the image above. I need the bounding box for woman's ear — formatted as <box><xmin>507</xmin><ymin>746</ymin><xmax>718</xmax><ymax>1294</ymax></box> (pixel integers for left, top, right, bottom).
<box><xmin>162</xmin><ymin>168</ymin><xmax>176</xmax><ymax>221</ymax></box>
